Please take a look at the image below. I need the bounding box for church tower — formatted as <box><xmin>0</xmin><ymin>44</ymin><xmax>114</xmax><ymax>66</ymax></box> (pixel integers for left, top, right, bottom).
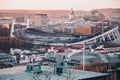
<box><xmin>68</xmin><ymin>8</ymin><xmax>75</xmax><ymax>21</ymax></box>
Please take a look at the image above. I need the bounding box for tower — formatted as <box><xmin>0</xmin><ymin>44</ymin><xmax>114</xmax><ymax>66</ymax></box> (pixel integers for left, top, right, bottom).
<box><xmin>69</xmin><ymin>8</ymin><xmax>75</xmax><ymax>21</ymax></box>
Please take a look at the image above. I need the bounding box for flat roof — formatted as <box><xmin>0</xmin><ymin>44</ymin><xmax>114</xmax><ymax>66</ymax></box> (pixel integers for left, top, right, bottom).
<box><xmin>0</xmin><ymin>65</ymin><xmax>109</xmax><ymax>80</ymax></box>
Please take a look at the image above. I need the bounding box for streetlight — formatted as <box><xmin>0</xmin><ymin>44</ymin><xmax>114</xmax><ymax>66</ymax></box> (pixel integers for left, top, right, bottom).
<box><xmin>82</xmin><ymin>42</ymin><xmax>85</xmax><ymax>71</ymax></box>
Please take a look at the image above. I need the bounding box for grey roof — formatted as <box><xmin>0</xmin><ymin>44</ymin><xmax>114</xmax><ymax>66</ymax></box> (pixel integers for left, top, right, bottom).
<box><xmin>44</xmin><ymin>50</ymin><xmax>120</xmax><ymax>64</ymax></box>
<box><xmin>0</xmin><ymin>65</ymin><xmax>109</xmax><ymax>80</ymax></box>
<box><xmin>0</xmin><ymin>53</ymin><xmax>13</xmax><ymax>61</ymax></box>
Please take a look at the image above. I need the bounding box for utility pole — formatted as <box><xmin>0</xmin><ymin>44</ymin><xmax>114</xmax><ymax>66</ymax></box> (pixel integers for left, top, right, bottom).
<box><xmin>82</xmin><ymin>42</ymin><xmax>85</xmax><ymax>71</ymax></box>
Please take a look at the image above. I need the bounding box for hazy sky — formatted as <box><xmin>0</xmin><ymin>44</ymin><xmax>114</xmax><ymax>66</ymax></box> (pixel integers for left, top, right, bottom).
<box><xmin>0</xmin><ymin>0</ymin><xmax>120</xmax><ymax>10</ymax></box>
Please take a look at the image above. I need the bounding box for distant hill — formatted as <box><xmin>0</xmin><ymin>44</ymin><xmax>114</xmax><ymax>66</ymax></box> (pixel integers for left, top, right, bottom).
<box><xmin>92</xmin><ymin>8</ymin><xmax>120</xmax><ymax>18</ymax></box>
<box><xmin>0</xmin><ymin>8</ymin><xmax>120</xmax><ymax>20</ymax></box>
<box><xmin>0</xmin><ymin>10</ymin><xmax>86</xmax><ymax>20</ymax></box>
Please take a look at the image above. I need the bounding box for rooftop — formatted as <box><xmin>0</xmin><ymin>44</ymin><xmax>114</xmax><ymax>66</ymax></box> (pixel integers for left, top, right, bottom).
<box><xmin>0</xmin><ymin>65</ymin><xmax>109</xmax><ymax>80</ymax></box>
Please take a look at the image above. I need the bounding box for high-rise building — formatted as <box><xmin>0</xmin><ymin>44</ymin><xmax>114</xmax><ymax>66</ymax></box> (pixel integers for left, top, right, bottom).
<box><xmin>33</xmin><ymin>14</ymin><xmax>48</xmax><ymax>27</ymax></box>
<box><xmin>15</xmin><ymin>17</ymin><xmax>25</xmax><ymax>22</ymax></box>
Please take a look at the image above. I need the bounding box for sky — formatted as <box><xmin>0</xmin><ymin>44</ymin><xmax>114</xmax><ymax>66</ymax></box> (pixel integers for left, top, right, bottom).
<box><xmin>0</xmin><ymin>0</ymin><xmax>120</xmax><ymax>11</ymax></box>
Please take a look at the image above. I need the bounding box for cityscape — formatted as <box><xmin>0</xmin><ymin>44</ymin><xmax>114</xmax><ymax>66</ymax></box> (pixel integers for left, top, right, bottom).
<box><xmin>0</xmin><ymin>0</ymin><xmax>120</xmax><ymax>80</ymax></box>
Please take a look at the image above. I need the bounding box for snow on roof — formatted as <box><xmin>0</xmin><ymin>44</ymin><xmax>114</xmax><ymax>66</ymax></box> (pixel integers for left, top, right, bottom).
<box><xmin>0</xmin><ymin>65</ymin><xmax>109</xmax><ymax>80</ymax></box>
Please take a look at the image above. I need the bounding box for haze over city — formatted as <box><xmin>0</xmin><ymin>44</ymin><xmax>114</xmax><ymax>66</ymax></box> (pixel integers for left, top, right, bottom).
<box><xmin>0</xmin><ymin>0</ymin><xmax>120</xmax><ymax>10</ymax></box>
<box><xmin>0</xmin><ymin>0</ymin><xmax>120</xmax><ymax>80</ymax></box>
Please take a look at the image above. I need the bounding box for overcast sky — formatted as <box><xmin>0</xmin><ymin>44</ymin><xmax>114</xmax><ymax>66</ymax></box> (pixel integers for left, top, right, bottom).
<box><xmin>0</xmin><ymin>0</ymin><xmax>120</xmax><ymax>11</ymax></box>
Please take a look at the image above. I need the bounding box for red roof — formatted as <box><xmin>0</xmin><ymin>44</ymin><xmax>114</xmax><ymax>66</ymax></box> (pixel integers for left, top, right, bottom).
<box><xmin>71</xmin><ymin>44</ymin><xmax>84</xmax><ymax>49</ymax></box>
<box><xmin>35</xmin><ymin>48</ymin><xmax>47</xmax><ymax>52</ymax></box>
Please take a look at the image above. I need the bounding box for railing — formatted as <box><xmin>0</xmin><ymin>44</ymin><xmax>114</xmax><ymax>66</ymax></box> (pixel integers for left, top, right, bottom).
<box><xmin>70</xmin><ymin>25</ymin><xmax>119</xmax><ymax>45</ymax></box>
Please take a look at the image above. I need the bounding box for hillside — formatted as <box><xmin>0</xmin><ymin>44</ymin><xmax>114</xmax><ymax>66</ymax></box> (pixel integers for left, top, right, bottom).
<box><xmin>0</xmin><ymin>8</ymin><xmax>120</xmax><ymax>20</ymax></box>
<box><xmin>92</xmin><ymin>8</ymin><xmax>120</xmax><ymax>17</ymax></box>
<box><xmin>0</xmin><ymin>10</ymin><xmax>86</xmax><ymax>20</ymax></box>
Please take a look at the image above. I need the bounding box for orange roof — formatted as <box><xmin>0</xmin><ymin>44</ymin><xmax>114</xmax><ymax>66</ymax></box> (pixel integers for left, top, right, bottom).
<box><xmin>71</xmin><ymin>44</ymin><xmax>84</xmax><ymax>49</ymax></box>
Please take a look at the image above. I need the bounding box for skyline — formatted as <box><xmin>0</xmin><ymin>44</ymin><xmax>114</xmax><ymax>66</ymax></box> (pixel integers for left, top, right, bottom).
<box><xmin>0</xmin><ymin>0</ymin><xmax>120</xmax><ymax>11</ymax></box>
